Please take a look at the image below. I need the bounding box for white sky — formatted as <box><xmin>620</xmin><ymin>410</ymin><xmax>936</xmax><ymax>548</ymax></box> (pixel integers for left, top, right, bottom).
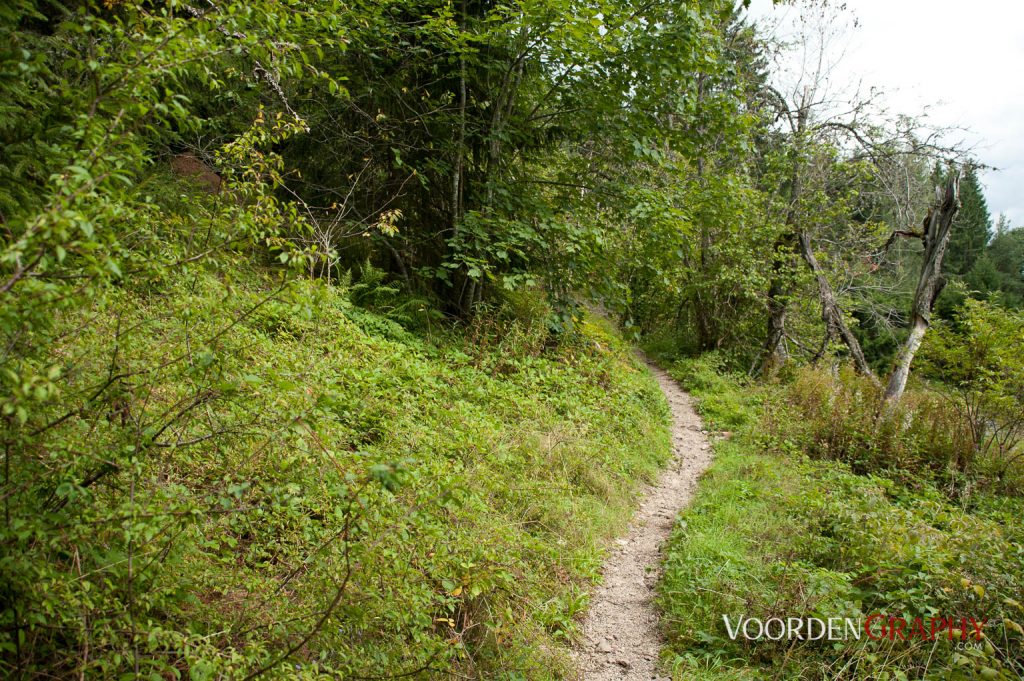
<box><xmin>744</xmin><ymin>0</ymin><xmax>1024</xmax><ymax>227</ymax></box>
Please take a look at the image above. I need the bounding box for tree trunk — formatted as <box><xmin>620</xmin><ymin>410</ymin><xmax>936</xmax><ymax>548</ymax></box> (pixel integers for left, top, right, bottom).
<box><xmin>694</xmin><ymin>155</ymin><xmax>716</xmax><ymax>352</ymax></box>
<box><xmin>797</xmin><ymin>230</ymin><xmax>878</xmax><ymax>381</ymax></box>
<box><xmin>883</xmin><ymin>172</ymin><xmax>961</xmax><ymax>403</ymax></box>
<box><xmin>757</xmin><ymin>95</ymin><xmax>809</xmax><ymax>375</ymax></box>
<box><xmin>758</xmin><ymin>270</ymin><xmax>790</xmax><ymax>375</ymax></box>
<box><xmin>451</xmin><ymin>0</ymin><xmax>467</xmax><ymax>230</ymax></box>
<box><xmin>450</xmin><ymin>0</ymin><xmax>469</xmax><ymax>315</ymax></box>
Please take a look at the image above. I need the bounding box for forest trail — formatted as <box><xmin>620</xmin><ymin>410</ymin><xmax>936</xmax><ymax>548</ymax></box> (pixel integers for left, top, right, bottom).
<box><xmin>574</xmin><ymin>358</ymin><xmax>713</xmax><ymax>680</ymax></box>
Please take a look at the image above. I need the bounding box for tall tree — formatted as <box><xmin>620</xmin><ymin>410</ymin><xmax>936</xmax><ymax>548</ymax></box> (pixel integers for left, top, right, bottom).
<box><xmin>945</xmin><ymin>165</ymin><xmax>992</xmax><ymax>275</ymax></box>
<box><xmin>752</xmin><ymin>3</ymin><xmax>966</xmax><ymax>378</ymax></box>
<box><xmin>984</xmin><ymin>217</ymin><xmax>1024</xmax><ymax>306</ymax></box>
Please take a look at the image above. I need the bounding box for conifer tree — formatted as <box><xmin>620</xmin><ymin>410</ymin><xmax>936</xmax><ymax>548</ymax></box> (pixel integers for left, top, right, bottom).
<box><xmin>945</xmin><ymin>165</ymin><xmax>992</xmax><ymax>275</ymax></box>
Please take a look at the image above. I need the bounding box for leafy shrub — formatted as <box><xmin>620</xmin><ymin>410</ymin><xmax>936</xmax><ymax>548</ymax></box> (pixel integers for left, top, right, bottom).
<box><xmin>777</xmin><ymin>366</ymin><xmax>981</xmax><ymax>490</ymax></box>
<box><xmin>0</xmin><ymin>252</ymin><xmax>672</xmax><ymax>677</ymax></box>
<box><xmin>456</xmin><ymin>288</ymin><xmax>563</xmax><ymax>374</ymax></box>
<box><xmin>919</xmin><ymin>300</ymin><xmax>1024</xmax><ymax>490</ymax></box>
<box><xmin>768</xmin><ymin>300</ymin><xmax>1024</xmax><ymax>496</ymax></box>
<box><xmin>666</xmin><ymin>353</ymin><xmax>757</xmax><ymax>430</ymax></box>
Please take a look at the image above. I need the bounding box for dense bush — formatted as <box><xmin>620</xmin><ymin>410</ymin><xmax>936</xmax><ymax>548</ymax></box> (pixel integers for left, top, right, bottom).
<box><xmin>775</xmin><ymin>301</ymin><xmax>1024</xmax><ymax>499</ymax></box>
<box><xmin>919</xmin><ymin>300</ymin><xmax>1024</xmax><ymax>491</ymax></box>
<box><xmin>1</xmin><ymin>2</ymin><xmax>690</xmax><ymax>675</ymax></box>
<box><xmin>782</xmin><ymin>367</ymin><xmax>975</xmax><ymax>485</ymax></box>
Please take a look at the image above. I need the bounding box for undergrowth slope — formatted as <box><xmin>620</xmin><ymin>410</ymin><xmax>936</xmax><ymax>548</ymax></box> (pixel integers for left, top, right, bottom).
<box><xmin>3</xmin><ymin>262</ymin><xmax>671</xmax><ymax>679</ymax></box>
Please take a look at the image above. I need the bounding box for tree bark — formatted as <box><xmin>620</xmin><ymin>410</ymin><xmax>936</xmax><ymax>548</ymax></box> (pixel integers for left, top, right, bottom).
<box><xmin>797</xmin><ymin>230</ymin><xmax>878</xmax><ymax>381</ymax></box>
<box><xmin>694</xmin><ymin>155</ymin><xmax>716</xmax><ymax>352</ymax></box>
<box><xmin>757</xmin><ymin>93</ymin><xmax>809</xmax><ymax>375</ymax></box>
<box><xmin>883</xmin><ymin>172</ymin><xmax>961</xmax><ymax>403</ymax></box>
<box><xmin>758</xmin><ymin>267</ymin><xmax>790</xmax><ymax>375</ymax></box>
<box><xmin>451</xmin><ymin>0</ymin><xmax>467</xmax><ymax>231</ymax></box>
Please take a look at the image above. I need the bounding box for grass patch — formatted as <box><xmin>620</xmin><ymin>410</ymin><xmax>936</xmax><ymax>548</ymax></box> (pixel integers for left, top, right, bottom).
<box><xmin>656</xmin><ymin>354</ymin><xmax>1024</xmax><ymax>680</ymax></box>
<box><xmin>3</xmin><ymin>264</ymin><xmax>672</xmax><ymax>679</ymax></box>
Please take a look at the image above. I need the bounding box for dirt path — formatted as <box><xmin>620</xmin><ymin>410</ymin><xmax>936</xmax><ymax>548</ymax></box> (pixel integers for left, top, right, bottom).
<box><xmin>574</xmin><ymin>358</ymin><xmax>713</xmax><ymax>680</ymax></box>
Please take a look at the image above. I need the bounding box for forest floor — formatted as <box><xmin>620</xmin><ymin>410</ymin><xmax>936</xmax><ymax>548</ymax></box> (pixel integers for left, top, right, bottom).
<box><xmin>574</xmin><ymin>358</ymin><xmax>713</xmax><ymax>680</ymax></box>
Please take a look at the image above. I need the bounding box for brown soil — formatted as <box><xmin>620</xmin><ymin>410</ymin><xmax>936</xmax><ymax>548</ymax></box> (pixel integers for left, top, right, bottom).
<box><xmin>574</xmin><ymin>358</ymin><xmax>713</xmax><ymax>680</ymax></box>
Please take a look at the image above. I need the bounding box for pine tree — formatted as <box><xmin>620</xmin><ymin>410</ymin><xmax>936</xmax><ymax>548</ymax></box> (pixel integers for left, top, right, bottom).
<box><xmin>984</xmin><ymin>216</ymin><xmax>1024</xmax><ymax>307</ymax></box>
<box><xmin>945</xmin><ymin>166</ymin><xmax>992</xmax><ymax>275</ymax></box>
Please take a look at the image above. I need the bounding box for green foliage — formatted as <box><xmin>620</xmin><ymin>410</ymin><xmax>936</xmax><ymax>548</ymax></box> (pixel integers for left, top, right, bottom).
<box><xmin>970</xmin><ymin>221</ymin><xmax>1024</xmax><ymax>308</ymax></box>
<box><xmin>723</xmin><ymin>298</ymin><xmax>1022</xmax><ymax>493</ymax></box>
<box><xmin>987</xmin><ymin>223</ymin><xmax>1024</xmax><ymax>299</ymax></box>
<box><xmin>919</xmin><ymin>300</ymin><xmax>1024</xmax><ymax>489</ymax></box>
<box><xmin>945</xmin><ymin>166</ymin><xmax>993</xmax><ymax>276</ymax></box>
<box><xmin>619</xmin><ymin>167</ymin><xmax>778</xmax><ymax>359</ymax></box>
<box><xmin>1</xmin><ymin>258</ymin><xmax>673</xmax><ymax>677</ymax></box>
<box><xmin>1</xmin><ymin>6</ymin><xmax>345</xmax><ymax>674</ymax></box>
<box><xmin>934</xmin><ymin>168</ymin><xmax>1014</xmax><ymax>319</ymax></box>
<box><xmin>658</xmin><ymin>360</ymin><xmax>1024</xmax><ymax>680</ymax></box>
<box><xmin>665</xmin><ymin>354</ymin><xmax>756</xmax><ymax>430</ymax></box>
<box><xmin>3</xmin><ymin>0</ymin><xmax>1018</xmax><ymax>678</ymax></box>
<box><xmin>1</xmin><ymin>2</ymin><xmax>685</xmax><ymax>676</ymax></box>
<box><xmin>782</xmin><ymin>366</ymin><xmax>974</xmax><ymax>483</ymax></box>
<box><xmin>274</xmin><ymin>0</ymin><xmax>743</xmax><ymax>313</ymax></box>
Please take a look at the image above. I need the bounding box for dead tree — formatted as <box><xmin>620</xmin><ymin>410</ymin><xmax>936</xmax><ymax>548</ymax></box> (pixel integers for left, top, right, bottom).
<box><xmin>883</xmin><ymin>172</ymin><xmax>961</xmax><ymax>404</ymax></box>
<box><xmin>752</xmin><ymin>4</ymin><xmax>966</xmax><ymax>379</ymax></box>
<box><xmin>797</xmin><ymin>229</ymin><xmax>878</xmax><ymax>382</ymax></box>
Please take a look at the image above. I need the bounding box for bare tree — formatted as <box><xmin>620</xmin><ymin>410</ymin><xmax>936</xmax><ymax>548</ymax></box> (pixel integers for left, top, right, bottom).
<box><xmin>753</xmin><ymin>2</ymin><xmax>965</xmax><ymax>381</ymax></box>
<box><xmin>883</xmin><ymin>172</ymin><xmax>961</xmax><ymax>403</ymax></box>
<box><xmin>755</xmin><ymin>4</ymin><xmax>878</xmax><ymax>376</ymax></box>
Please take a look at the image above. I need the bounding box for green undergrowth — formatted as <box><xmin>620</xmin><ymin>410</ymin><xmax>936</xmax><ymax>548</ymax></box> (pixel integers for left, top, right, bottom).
<box><xmin>2</xmin><ymin>262</ymin><xmax>672</xmax><ymax>679</ymax></box>
<box><xmin>654</xmin><ymin>354</ymin><xmax>1024</xmax><ymax>680</ymax></box>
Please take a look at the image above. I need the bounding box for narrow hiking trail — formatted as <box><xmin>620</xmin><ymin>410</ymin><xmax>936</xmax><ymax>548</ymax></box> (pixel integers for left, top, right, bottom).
<box><xmin>574</xmin><ymin>359</ymin><xmax>713</xmax><ymax>680</ymax></box>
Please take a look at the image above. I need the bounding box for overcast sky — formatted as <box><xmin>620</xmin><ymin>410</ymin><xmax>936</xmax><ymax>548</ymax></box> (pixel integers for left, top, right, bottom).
<box><xmin>744</xmin><ymin>0</ymin><xmax>1024</xmax><ymax>227</ymax></box>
